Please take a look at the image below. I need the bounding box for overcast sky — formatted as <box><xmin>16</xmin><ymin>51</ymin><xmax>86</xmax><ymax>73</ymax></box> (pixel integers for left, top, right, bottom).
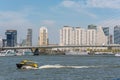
<box><xmin>0</xmin><ymin>0</ymin><xmax>120</xmax><ymax>45</ymax></box>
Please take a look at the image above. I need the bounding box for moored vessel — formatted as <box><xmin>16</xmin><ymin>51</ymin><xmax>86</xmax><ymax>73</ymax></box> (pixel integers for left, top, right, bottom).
<box><xmin>0</xmin><ymin>50</ymin><xmax>15</xmax><ymax>56</ymax></box>
<box><xmin>65</xmin><ymin>51</ymin><xmax>88</xmax><ymax>55</ymax></box>
<box><xmin>115</xmin><ymin>53</ymin><xmax>120</xmax><ymax>57</ymax></box>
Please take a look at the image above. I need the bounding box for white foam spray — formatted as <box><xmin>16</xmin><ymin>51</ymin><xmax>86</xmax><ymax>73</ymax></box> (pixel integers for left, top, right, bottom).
<box><xmin>19</xmin><ymin>64</ymin><xmax>120</xmax><ymax>70</ymax></box>
<box><xmin>38</xmin><ymin>64</ymin><xmax>100</xmax><ymax>69</ymax></box>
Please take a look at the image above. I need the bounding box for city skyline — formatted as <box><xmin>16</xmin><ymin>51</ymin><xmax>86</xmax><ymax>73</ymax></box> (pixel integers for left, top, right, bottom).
<box><xmin>0</xmin><ymin>0</ymin><xmax>120</xmax><ymax>45</ymax></box>
<box><xmin>0</xmin><ymin>25</ymin><xmax>119</xmax><ymax>47</ymax></box>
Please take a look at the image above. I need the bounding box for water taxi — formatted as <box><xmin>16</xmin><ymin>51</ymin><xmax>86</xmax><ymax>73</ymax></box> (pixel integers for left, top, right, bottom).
<box><xmin>16</xmin><ymin>60</ymin><xmax>38</xmax><ymax>69</ymax></box>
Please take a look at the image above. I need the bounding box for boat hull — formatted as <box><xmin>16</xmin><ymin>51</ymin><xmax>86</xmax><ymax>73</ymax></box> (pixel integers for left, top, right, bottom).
<box><xmin>16</xmin><ymin>64</ymin><xmax>24</xmax><ymax>69</ymax></box>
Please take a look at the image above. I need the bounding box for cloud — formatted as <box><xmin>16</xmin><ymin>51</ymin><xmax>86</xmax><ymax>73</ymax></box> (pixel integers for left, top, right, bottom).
<box><xmin>55</xmin><ymin>0</ymin><xmax>120</xmax><ymax>18</ymax></box>
<box><xmin>57</xmin><ymin>0</ymin><xmax>97</xmax><ymax>18</ymax></box>
<box><xmin>86</xmin><ymin>0</ymin><xmax>120</xmax><ymax>9</ymax></box>
<box><xmin>60</xmin><ymin>0</ymin><xmax>120</xmax><ymax>9</ymax></box>
<box><xmin>61</xmin><ymin>0</ymin><xmax>81</xmax><ymax>8</ymax></box>
<box><xmin>0</xmin><ymin>11</ymin><xmax>25</xmax><ymax>19</ymax></box>
<box><xmin>0</xmin><ymin>11</ymin><xmax>33</xmax><ymax>28</ymax></box>
<box><xmin>40</xmin><ymin>20</ymin><xmax>56</xmax><ymax>27</ymax></box>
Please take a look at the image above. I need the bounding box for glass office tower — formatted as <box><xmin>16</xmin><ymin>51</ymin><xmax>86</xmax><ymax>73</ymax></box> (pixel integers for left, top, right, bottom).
<box><xmin>114</xmin><ymin>25</ymin><xmax>120</xmax><ymax>44</ymax></box>
<box><xmin>5</xmin><ymin>30</ymin><xmax>17</xmax><ymax>47</ymax></box>
<box><xmin>102</xmin><ymin>27</ymin><xmax>109</xmax><ymax>44</ymax></box>
<box><xmin>26</xmin><ymin>29</ymin><xmax>32</xmax><ymax>46</ymax></box>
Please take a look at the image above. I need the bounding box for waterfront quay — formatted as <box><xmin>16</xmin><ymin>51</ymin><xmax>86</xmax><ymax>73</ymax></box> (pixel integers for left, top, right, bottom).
<box><xmin>0</xmin><ymin>44</ymin><xmax>120</xmax><ymax>55</ymax></box>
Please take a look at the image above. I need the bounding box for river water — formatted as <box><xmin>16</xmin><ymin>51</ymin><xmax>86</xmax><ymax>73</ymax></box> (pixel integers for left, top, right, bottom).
<box><xmin>0</xmin><ymin>55</ymin><xmax>120</xmax><ymax>80</ymax></box>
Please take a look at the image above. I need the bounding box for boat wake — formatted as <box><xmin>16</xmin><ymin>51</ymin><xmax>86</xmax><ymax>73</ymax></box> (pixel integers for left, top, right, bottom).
<box><xmin>24</xmin><ymin>64</ymin><xmax>120</xmax><ymax>70</ymax></box>
<box><xmin>38</xmin><ymin>64</ymin><xmax>100</xmax><ymax>69</ymax></box>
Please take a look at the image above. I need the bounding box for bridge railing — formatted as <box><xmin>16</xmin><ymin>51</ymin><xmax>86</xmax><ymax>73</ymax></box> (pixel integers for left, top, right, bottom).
<box><xmin>0</xmin><ymin>44</ymin><xmax>120</xmax><ymax>50</ymax></box>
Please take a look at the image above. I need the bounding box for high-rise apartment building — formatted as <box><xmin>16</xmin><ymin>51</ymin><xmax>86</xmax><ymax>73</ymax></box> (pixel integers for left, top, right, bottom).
<box><xmin>5</xmin><ymin>30</ymin><xmax>17</xmax><ymax>47</ymax></box>
<box><xmin>39</xmin><ymin>27</ymin><xmax>48</xmax><ymax>46</ymax></box>
<box><xmin>114</xmin><ymin>25</ymin><xmax>120</xmax><ymax>44</ymax></box>
<box><xmin>60</xmin><ymin>26</ymin><xmax>73</xmax><ymax>46</ymax></box>
<box><xmin>87</xmin><ymin>24</ymin><xmax>97</xmax><ymax>45</ymax></box>
<box><xmin>60</xmin><ymin>26</ymin><xmax>86</xmax><ymax>46</ymax></box>
<box><xmin>74</xmin><ymin>27</ymin><xmax>86</xmax><ymax>45</ymax></box>
<box><xmin>86</xmin><ymin>29</ymin><xmax>96</xmax><ymax>45</ymax></box>
<box><xmin>60</xmin><ymin>26</ymin><xmax>107</xmax><ymax>46</ymax></box>
<box><xmin>26</xmin><ymin>29</ymin><xmax>32</xmax><ymax>46</ymax></box>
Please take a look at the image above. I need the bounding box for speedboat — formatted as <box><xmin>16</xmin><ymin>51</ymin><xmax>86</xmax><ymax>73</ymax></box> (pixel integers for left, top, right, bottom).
<box><xmin>16</xmin><ymin>60</ymin><xmax>38</xmax><ymax>69</ymax></box>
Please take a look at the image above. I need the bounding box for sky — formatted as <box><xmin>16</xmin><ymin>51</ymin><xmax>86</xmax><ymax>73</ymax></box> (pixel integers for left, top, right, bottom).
<box><xmin>0</xmin><ymin>0</ymin><xmax>120</xmax><ymax>45</ymax></box>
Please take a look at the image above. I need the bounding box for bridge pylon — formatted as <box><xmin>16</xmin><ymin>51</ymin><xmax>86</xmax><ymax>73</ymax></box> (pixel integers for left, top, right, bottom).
<box><xmin>31</xmin><ymin>48</ymin><xmax>40</xmax><ymax>55</ymax></box>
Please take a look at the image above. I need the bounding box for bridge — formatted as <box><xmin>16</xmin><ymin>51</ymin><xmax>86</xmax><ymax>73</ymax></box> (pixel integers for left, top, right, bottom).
<box><xmin>0</xmin><ymin>45</ymin><xmax>120</xmax><ymax>55</ymax></box>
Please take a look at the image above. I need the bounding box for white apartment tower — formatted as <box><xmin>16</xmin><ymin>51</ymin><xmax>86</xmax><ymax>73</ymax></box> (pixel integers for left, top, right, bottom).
<box><xmin>74</xmin><ymin>27</ymin><xmax>86</xmax><ymax>45</ymax></box>
<box><xmin>60</xmin><ymin>26</ymin><xmax>73</xmax><ymax>46</ymax></box>
<box><xmin>60</xmin><ymin>26</ymin><xmax>107</xmax><ymax>46</ymax></box>
<box><xmin>60</xmin><ymin>26</ymin><xmax>86</xmax><ymax>46</ymax></box>
<box><xmin>39</xmin><ymin>27</ymin><xmax>48</xmax><ymax>46</ymax></box>
<box><xmin>86</xmin><ymin>29</ymin><xmax>97</xmax><ymax>45</ymax></box>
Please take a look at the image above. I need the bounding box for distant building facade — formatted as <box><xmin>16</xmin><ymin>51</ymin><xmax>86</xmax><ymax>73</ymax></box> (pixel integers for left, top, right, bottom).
<box><xmin>2</xmin><ymin>39</ymin><xmax>7</xmax><ymax>47</ymax></box>
<box><xmin>0</xmin><ymin>36</ymin><xmax>2</xmax><ymax>47</ymax></box>
<box><xmin>39</xmin><ymin>27</ymin><xmax>48</xmax><ymax>46</ymax></box>
<box><xmin>26</xmin><ymin>29</ymin><xmax>32</xmax><ymax>46</ymax></box>
<box><xmin>20</xmin><ymin>39</ymin><xmax>27</xmax><ymax>46</ymax></box>
<box><xmin>114</xmin><ymin>25</ymin><xmax>120</xmax><ymax>44</ymax></box>
<box><xmin>88</xmin><ymin>24</ymin><xmax>97</xmax><ymax>30</ymax></box>
<box><xmin>60</xmin><ymin>26</ymin><xmax>87</xmax><ymax>46</ymax></box>
<box><xmin>96</xmin><ymin>27</ymin><xmax>107</xmax><ymax>45</ymax></box>
<box><xmin>86</xmin><ymin>28</ymin><xmax>96</xmax><ymax>45</ymax></box>
<box><xmin>60</xmin><ymin>25</ymin><xmax>107</xmax><ymax>46</ymax></box>
<box><xmin>5</xmin><ymin>30</ymin><xmax>17</xmax><ymax>47</ymax></box>
<box><xmin>74</xmin><ymin>27</ymin><xmax>86</xmax><ymax>45</ymax></box>
<box><xmin>60</xmin><ymin>26</ymin><xmax>73</xmax><ymax>45</ymax></box>
<box><xmin>109</xmin><ymin>35</ymin><xmax>113</xmax><ymax>44</ymax></box>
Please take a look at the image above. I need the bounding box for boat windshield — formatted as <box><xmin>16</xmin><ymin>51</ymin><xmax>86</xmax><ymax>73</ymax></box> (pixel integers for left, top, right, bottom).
<box><xmin>20</xmin><ymin>60</ymin><xmax>37</xmax><ymax>64</ymax></box>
